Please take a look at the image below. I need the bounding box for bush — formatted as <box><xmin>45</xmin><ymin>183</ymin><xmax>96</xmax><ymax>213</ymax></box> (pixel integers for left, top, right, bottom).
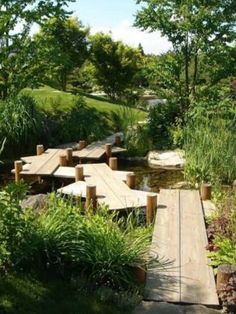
<box><xmin>0</xmin><ymin>185</ymin><xmax>154</xmax><ymax>291</ymax></box>
<box><xmin>147</xmin><ymin>102</ymin><xmax>181</xmax><ymax>150</ymax></box>
<box><xmin>43</xmin><ymin>97</ymin><xmax>110</xmax><ymax>146</ymax></box>
<box><xmin>184</xmin><ymin>116</ymin><xmax>236</xmax><ymax>185</ymax></box>
<box><xmin>0</xmin><ymin>95</ymin><xmax>45</xmax><ymax>158</ymax></box>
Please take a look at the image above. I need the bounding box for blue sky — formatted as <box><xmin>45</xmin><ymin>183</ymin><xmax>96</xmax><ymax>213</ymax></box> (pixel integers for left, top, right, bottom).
<box><xmin>68</xmin><ymin>0</ymin><xmax>171</xmax><ymax>55</ymax></box>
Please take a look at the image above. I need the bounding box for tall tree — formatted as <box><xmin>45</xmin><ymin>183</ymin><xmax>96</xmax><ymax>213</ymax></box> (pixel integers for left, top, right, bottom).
<box><xmin>135</xmin><ymin>0</ymin><xmax>236</xmax><ymax>109</ymax></box>
<box><xmin>90</xmin><ymin>33</ymin><xmax>142</xmax><ymax>100</ymax></box>
<box><xmin>34</xmin><ymin>17</ymin><xmax>89</xmax><ymax>91</ymax></box>
<box><xmin>0</xmin><ymin>0</ymin><xmax>74</xmax><ymax>99</ymax></box>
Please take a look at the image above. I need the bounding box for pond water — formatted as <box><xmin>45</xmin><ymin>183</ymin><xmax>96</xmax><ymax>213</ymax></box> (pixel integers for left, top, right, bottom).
<box><xmin>120</xmin><ymin>162</ymin><xmax>184</xmax><ymax>193</ymax></box>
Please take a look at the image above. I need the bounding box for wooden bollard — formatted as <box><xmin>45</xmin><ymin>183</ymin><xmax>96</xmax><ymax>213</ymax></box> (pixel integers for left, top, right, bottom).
<box><xmin>59</xmin><ymin>155</ymin><xmax>67</xmax><ymax>166</ymax></box>
<box><xmin>14</xmin><ymin>160</ymin><xmax>23</xmax><ymax>183</ymax></box>
<box><xmin>115</xmin><ymin>135</ymin><xmax>121</xmax><ymax>146</ymax></box>
<box><xmin>216</xmin><ymin>264</ymin><xmax>236</xmax><ymax>292</ymax></box>
<box><xmin>233</xmin><ymin>179</ymin><xmax>236</xmax><ymax>191</ymax></box>
<box><xmin>66</xmin><ymin>148</ymin><xmax>73</xmax><ymax>166</ymax></box>
<box><xmin>36</xmin><ymin>144</ymin><xmax>44</xmax><ymax>156</ymax></box>
<box><xmin>109</xmin><ymin>157</ymin><xmax>118</xmax><ymax>170</ymax></box>
<box><xmin>75</xmin><ymin>165</ymin><xmax>84</xmax><ymax>181</ymax></box>
<box><xmin>146</xmin><ymin>193</ymin><xmax>157</xmax><ymax>224</ymax></box>
<box><xmin>200</xmin><ymin>183</ymin><xmax>212</xmax><ymax>200</ymax></box>
<box><xmin>132</xmin><ymin>266</ymin><xmax>146</xmax><ymax>284</ymax></box>
<box><xmin>126</xmin><ymin>173</ymin><xmax>136</xmax><ymax>189</ymax></box>
<box><xmin>79</xmin><ymin>140</ymin><xmax>86</xmax><ymax>150</ymax></box>
<box><xmin>105</xmin><ymin>143</ymin><xmax>112</xmax><ymax>160</ymax></box>
<box><xmin>85</xmin><ymin>184</ymin><xmax>97</xmax><ymax>209</ymax></box>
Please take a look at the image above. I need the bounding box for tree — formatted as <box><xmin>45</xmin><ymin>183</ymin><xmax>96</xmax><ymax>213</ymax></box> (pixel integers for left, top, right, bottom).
<box><xmin>34</xmin><ymin>17</ymin><xmax>89</xmax><ymax>91</ymax></box>
<box><xmin>135</xmin><ymin>0</ymin><xmax>236</xmax><ymax>109</ymax></box>
<box><xmin>90</xmin><ymin>33</ymin><xmax>142</xmax><ymax>100</ymax></box>
<box><xmin>0</xmin><ymin>0</ymin><xmax>74</xmax><ymax>99</ymax></box>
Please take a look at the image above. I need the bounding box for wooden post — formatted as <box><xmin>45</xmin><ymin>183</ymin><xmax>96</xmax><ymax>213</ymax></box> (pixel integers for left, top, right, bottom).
<box><xmin>79</xmin><ymin>140</ymin><xmax>86</xmax><ymax>150</ymax></box>
<box><xmin>233</xmin><ymin>179</ymin><xmax>236</xmax><ymax>191</ymax></box>
<box><xmin>132</xmin><ymin>266</ymin><xmax>146</xmax><ymax>284</ymax></box>
<box><xmin>216</xmin><ymin>264</ymin><xmax>236</xmax><ymax>292</ymax></box>
<box><xmin>66</xmin><ymin>148</ymin><xmax>73</xmax><ymax>166</ymax></box>
<box><xmin>59</xmin><ymin>155</ymin><xmax>67</xmax><ymax>166</ymax></box>
<box><xmin>14</xmin><ymin>160</ymin><xmax>23</xmax><ymax>183</ymax></box>
<box><xmin>200</xmin><ymin>183</ymin><xmax>212</xmax><ymax>200</ymax></box>
<box><xmin>146</xmin><ymin>193</ymin><xmax>157</xmax><ymax>224</ymax></box>
<box><xmin>105</xmin><ymin>143</ymin><xmax>112</xmax><ymax>160</ymax></box>
<box><xmin>109</xmin><ymin>157</ymin><xmax>118</xmax><ymax>170</ymax></box>
<box><xmin>36</xmin><ymin>144</ymin><xmax>44</xmax><ymax>156</ymax></box>
<box><xmin>75</xmin><ymin>165</ymin><xmax>84</xmax><ymax>181</ymax></box>
<box><xmin>85</xmin><ymin>184</ymin><xmax>97</xmax><ymax>209</ymax></box>
<box><xmin>126</xmin><ymin>173</ymin><xmax>136</xmax><ymax>189</ymax></box>
<box><xmin>115</xmin><ymin>135</ymin><xmax>121</xmax><ymax>146</ymax></box>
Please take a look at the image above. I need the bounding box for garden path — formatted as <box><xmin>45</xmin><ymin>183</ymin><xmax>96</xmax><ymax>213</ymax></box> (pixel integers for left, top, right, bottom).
<box><xmin>146</xmin><ymin>189</ymin><xmax>219</xmax><ymax>306</ymax></box>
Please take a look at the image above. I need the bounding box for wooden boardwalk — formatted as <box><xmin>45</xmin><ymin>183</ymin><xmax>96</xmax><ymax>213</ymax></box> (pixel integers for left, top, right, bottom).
<box><xmin>18</xmin><ymin>149</ymin><xmax>64</xmax><ymax>176</ymax></box>
<box><xmin>57</xmin><ymin>163</ymin><xmax>156</xmax><ymax>210</ymax></box>
<box><xmin>73</xmin><ymin>132</ymin><xmax>126</xmax><ymax>160</ymax></box>
<box><xmin>146</xmin><ymin>189</ymin><xmax>219</xmax><ymax>306</ymax></box>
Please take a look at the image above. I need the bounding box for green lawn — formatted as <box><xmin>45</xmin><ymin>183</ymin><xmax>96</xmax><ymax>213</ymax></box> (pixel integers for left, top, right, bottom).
<box><xmin>0</xmin><ymin>274</ymin><xmax>130</xmax><ymax>314</ymax></box>
<box><xmin>23</xmin><ymin>86</ymin><xmax>146</xmax><ymax>119</ymax></box>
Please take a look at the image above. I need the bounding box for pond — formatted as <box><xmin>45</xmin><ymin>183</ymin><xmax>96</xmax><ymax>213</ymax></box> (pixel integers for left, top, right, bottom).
<box><xmin>120</xmin><ymin>161</ymin><xmax>184</xmax><ymax>193</ymax></box>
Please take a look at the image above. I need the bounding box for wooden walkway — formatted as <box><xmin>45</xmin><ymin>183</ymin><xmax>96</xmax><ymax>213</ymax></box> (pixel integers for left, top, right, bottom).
<box><xmin>73</xmin><ymin>132</ymin><xmax>126</xmax><ymax>160</ymax></box>
<box><xmin>146</xmin><ymin>189</ymin><xmax>219</xmax><ymax>306</ymax></box>
<box><xmin>19</xmin><ymin>149</ymin><xmax>64</xmax><ymax>176</ymax></box>
<box><xmin>57</xmin><ymin>163</ymin><xmax>156</xmax><ymax>210</ymax></box>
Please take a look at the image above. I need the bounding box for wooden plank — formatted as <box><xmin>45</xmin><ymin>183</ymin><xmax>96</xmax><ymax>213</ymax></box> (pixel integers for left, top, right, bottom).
<box><xmin>146</xmin><ymin>189</ymin><xmax>180</xmax><ymax>303</ymax></box>
<box><xmin>36</xmin><ymin>149</ymin><xmax>64</xmax><ymax>175</ymax></box>
<box><xmin>113</xmin><ymin>170</ymin><xmax>134</xmax><ymax>182</ymax></box>
<box><xmin>57</xmin><ymin>181</ymin><xmax>86</xmax><ymax>197</ymax></box>
<box><xmin>180</xmin><ymin>190</ymin><xmax>219</xmax><ymax>305</ymax></box>
<box><xmin>146</xmin><ymin>189</ymin><xmax>219</xmax><ymax>306</ymax></box>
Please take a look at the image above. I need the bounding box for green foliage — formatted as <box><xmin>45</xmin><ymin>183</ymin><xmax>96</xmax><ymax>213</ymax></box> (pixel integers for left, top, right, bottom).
<box><xmin>34</xmin><ymin>17</ymin><xmax>89</xmax><ymax>91</ymax></box>
<box><xmin>0</xmin><ymin>274</ymin><xmax>127</xmax><ymax>314</ymax></box>
<box><xmin>148</xmin><ymin>103</ymin><xmax>181</xmax><ymax>150</ymax></box>
<box><xmin>135</xmin><ymin>0</ymin><xmax>236</xmax><ymax>109</ymax></box>
<box><xmin>0</xmin><ymin>185</ymin><xmax>154</xmax><ymax>291</ymax></box>
<box><xmin>207</xmin><ymin>191</ymin><xmax>236</xmax><ymax>268</ymax></box>
<box><xmin>90</xmin><ymin>33</ymin><xmax>142</xmax><ymax>100</ymax></box>
<box><xmin>44</xmin><ymin>97</ymin><xmax>110</xmax><ymax>145</ymax></box>
<box><xmin>0</xmin><ymin>95</ymin><xmax>45</xmax><ymax>157</ymax></box>
<box><xmin>0</xmin><ymin>0</ymin><xmax>74</xmax><ymax>99</ymax></box>
<box><xmin>184</xmin><ymin>116</ymin><xmax>236</xmax><ymax>185</ymax></box>
<box><xmin>208</xmin><ymin>238</ymin><xmax>236</xmax><ymax>267</ymax></box>
<box><xmin>0</xmin><ymin>182</ymin><xmax>36</xmax><ymax>271</ymax></box>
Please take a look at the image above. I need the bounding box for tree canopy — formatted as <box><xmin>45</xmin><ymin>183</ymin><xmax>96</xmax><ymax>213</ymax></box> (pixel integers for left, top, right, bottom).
<box><xmin>0</xmin><ymin>0</ymin><xmax>74</xmax><ymax>99</ymax></box>
<box><xmin>90</xmin><ymin>33</ymin><xmax>142</xmax><ymax>100</ymax></box>
<box><xmin>135</xmin><ymin>0</ymin><xmax>236</xmax><ymax>108</ymax></box>
<box><xmin>34</xmin><ymin>17</ymin><xmax>89</xmax><ymax>91</ymax></box>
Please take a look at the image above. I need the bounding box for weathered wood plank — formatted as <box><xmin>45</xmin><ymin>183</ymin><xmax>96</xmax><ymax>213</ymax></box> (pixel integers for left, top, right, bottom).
<box><xmin>146</xmin><ymin>189</ymin><xmax>219</xmax><ymax>306</ymax></box>
<box><xmin>180</xmin><ymin>190</ymin><xmax>219</xmax><ymax>305</ymax></box>
<box><xmin>146</xmin><ymin>189</ymin><xmax>180</xmax><ymax>303</ymax></box>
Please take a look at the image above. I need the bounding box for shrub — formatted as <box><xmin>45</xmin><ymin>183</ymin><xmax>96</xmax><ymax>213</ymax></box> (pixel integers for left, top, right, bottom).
<box><xmin>147</xmin><ymin>102</ymin><xmax>181</xmax><ymax>150</ymax></box>
<box><xmin>184</xmin><ymin>116</ymin><xmax>236</xmax><ymax>185</ymax></box>
<box><xmin>0</xmin><ymin>95</ymin><xmax>45</xmax><ymax>158</ymax></box>
<box><xmin>0</xmin><ymin>185</ymin><xmax>154</xmax><ymax>291</ymax></box>
<box><xmin>44</xmin><ymin>98</ymin><xmax>110</xmax><ymax>146</ymax></box>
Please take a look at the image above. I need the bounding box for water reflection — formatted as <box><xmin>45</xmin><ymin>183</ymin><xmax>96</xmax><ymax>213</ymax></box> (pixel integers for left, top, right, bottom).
<box><xmin>120</xmin><ymin>163</ymin><xmax>184</xmax><ymax>193</ymax></box>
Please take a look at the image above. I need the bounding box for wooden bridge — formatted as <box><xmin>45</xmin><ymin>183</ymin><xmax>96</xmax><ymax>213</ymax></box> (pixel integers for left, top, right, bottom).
<box><xmin>145</xmin><ymin>189</ymin><xmax>219</xmax><ymax>306</ymax></box>
<box><xmin>11</xmin><ymin>132</ymin><xmax>219</xmax><ymax>306</ymax></box>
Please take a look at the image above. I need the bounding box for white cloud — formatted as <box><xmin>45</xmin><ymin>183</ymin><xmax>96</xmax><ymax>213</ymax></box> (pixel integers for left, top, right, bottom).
<box><xmin>90</xmin><ymin>20</ymin><xmax>172</xmax><ymax>55</ymax></box>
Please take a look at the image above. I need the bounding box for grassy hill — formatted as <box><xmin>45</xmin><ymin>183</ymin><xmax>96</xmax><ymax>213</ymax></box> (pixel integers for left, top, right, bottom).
<box><xmin>23</xmin><ymin>86</ymin><xmax>147</xmax><ymax>122</ymax></box>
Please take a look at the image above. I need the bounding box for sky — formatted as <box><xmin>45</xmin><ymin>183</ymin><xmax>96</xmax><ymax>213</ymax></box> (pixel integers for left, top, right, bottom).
<box><xmin>68</xmin><ymin>0</ymin><xmax>172</xmax><ymax>55</ymax></box>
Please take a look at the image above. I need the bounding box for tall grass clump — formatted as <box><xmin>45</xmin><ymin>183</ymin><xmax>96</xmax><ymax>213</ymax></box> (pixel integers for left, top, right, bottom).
<box><xmin>0</xmin><ymin>95</ymin><xmax>45</xmax><ymax>158</ymax></box>
<box><xmin>184</xmin><ymin>116</ymin><xmax>236</xmax><ymax>185</ymax></box>
<box><xmin>0</xmin><ymin>185</ymin><xmax>154</xmax><ymax>291</ymax></box>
